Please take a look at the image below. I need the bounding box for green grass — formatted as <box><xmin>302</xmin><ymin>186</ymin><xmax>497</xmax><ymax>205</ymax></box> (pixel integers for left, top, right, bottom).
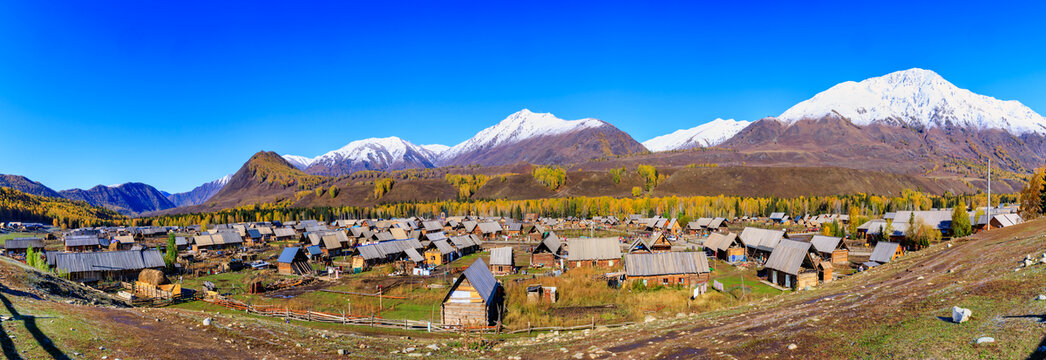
<box><xmin>710</xmin><ymin>275</ymin><xmax>783</xmax><ymax>296</ymax></box>
<box><xmin>0</xmin><ymin>232</ymin><xmax>43</xmax><ymax>245</ymax></box>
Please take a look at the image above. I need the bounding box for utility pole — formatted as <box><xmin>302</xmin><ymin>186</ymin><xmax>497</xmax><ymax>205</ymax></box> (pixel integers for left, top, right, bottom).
<box><xmin>986</xmin><ymin>158</ymin><xmax>992</xmax><ymax>231</ymax></box>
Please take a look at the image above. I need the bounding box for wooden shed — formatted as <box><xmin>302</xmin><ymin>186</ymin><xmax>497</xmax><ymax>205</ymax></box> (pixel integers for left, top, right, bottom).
<box><xmin>809</xmin><ymin>235</ymin><xmax>849</xmax><ymax>264</ymax></box>
<box><xmin>702</xmin><ymin>232</ymin><xmax>745</xmax><ymax>262</ymax></box>
<box><xmin>530</xmin><ymin>232</ymin><xmax>562</xmax><ymax>268</ymax></box>
<box><xmin>488</xmin><ymin>247</ymin><xmax>514</xmax><ymax>275</ymax></box>
<box><xmin>763</xmin><ymin>239</ymin><xmax>819</xmax><ymax>290</ymax></box>
<box><xmin>441</xmin><ymin>259</ymin><xmax>504</xmax><ymax>327</ymax></box>
<box><xmin>566</xmin><ymin>238</ymin><xmax>622</xmax><ymax>270</ymax></box>
<box><xmin>277</xmin><ymin>247</ymin><xmax>311</xmax><ymax>275</ymax></box>
<box><xmin>623</xmin><ymin>252</ymin><xmax>711</xmax><ymax>288</ymax></box>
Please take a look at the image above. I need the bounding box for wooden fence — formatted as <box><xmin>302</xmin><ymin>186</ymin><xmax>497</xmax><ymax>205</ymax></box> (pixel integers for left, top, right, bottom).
<box><xmin>203</xmin><ymin>297</ymin><xmax>636</xmax><ymax>334</ymax></box>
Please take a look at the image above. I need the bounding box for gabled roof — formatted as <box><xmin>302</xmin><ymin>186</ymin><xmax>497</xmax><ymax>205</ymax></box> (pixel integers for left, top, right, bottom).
<box><xmin>321</xmin><ymin>234</ymin><xmax>342</xmax><ymax>250</ymax></box>
<box><xmin>477</xmin><ymin>222</ymin><xmax>502</xmax><ymax>234</ymax></box>
<box><xmin>489</xmin><ymin>247</ymin><xmax>513</xmax><ymax>266</ymax></box>
<box><xmin>273</xmin><ymin>228</ymin><xmax>297</xmax><ymax>238</ymax></box>
<box><xmin>4</xmin><ymin>238</ymin><xmax>44</xmax><ymax>250</ymax></box>
<box><xmin>112</xmin><ymin>235</ymin><xmax>135</xmax><ymax>244</ymax></box>
<box><xmin>462</xmin><ymin>221</ymin><xmax>478</xmax><ymax>232</ymax></box>
<box><xmin>869</xmin><ymin>242</ymin><xmax>900</xmax><ymax>264</ymax></box>
<box><xmin>422</xmin><ymin>221</ymin><xmax>443</xmax><ymax>231</ymax></box>
<box><xmin>404</xmin><ymin>248</ymin><xmax>424</xmax><ymax>262</ymax></box>
<box><xmin>809</xmin><ymin>235</ymin><xmax>843</xmax><ymax>254</ymax></box>
<box><xmin>449</xmin><ymin>235</ymin><xmax>476</xmax><ymax>249</ymax></box>
<box><xmin>425</xmin><ymin>231</ymin><xmax>448</xmax><ymax>241</ymax></box>
<box><xmin>624</xmin><ymin>252</ymin><xmax>710</xmax><ymax>277</ymax></box>
<box><xmin>567</xmin><ymin>238</ymin><xmax>622</xmax><ymax>261</ymax></box>
<box><xmin>739</xmin><ymin>227</ymin><xmax>786</xmax><ymax>252</ymax></box>
<box><xmin>702</xmin><ymin>232</ymin><xmax>738</xmax><ymax>252</ymax></box>
<box><xmin>454</xmin><ymin>259</ymin><xmax>499</xmax><ymax>304</ymax></box>
<box><xmin>278</xmin><ymin>247</ymin><xmax>307</xmax><ymax>263</ymax></box>
<box><xmin>764</xmin><ymin>239</ymin><xmax>813</xmax><ymax>275</ymax></box>
<box><xmin>534</xmin><ymin>232</ymin><xmax>562</xmax><ymax>254</ymax></box>
<box><xmin>708</xmin><ymin>217</ymin><xmax>727</xmax><ymax>229</ymax></box>
<box><xmin>389</xmin><ymin>227</ymin><xmax>409</xmax><ymax>240</ymax></box>
<box><xmin>54</xmin><ymin>250</ymin><xmax>165</xmax><ymax>273</ymax></box>
<box><xmin>769</xmin><ymin>212</ymin><xmax>787</xmax><ymax>220</ymax></box>
<box><xmin>65</xmin><ymin>235</ymin><xmax>102</xmax><ymax>247</ymax></box>
<box><xmin>357</xmin><ymin>243</ymin><xmax>386</xmax><ymax>260</ymax></box>
<box><xmin>893</xmin><ymin>210</ymin><xmax>953</xmax><ymax>230</ymax></box>
<box><xmin>430</xmin><ymin>239</ymin><xmax>456</xmax><ymax>255</ymax></box>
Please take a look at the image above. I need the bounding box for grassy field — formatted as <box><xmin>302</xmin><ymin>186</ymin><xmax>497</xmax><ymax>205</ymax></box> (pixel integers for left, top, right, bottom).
<box><xmin>0</xmin><ymin>232</ymin><xmax>43</xmax><ymax>245</ymax></box>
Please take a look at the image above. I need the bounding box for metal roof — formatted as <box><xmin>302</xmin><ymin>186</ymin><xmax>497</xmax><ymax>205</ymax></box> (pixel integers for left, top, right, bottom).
<box><xmin>702</xmin><ymin>232</ymin><xmax>738</xmax><ymax>252</ymax></box>
<box><xmin>431</xmin><ymin>239</ymin><xmax>456</xmax><ymax>255</ymax></box>
<box><xmin>450</xmin><ymin>235</ymin><xmax>476</xmax><ymax>249</ymax></box>
<box><xmin>425</xmin><ymin>231</ymin><xmax>448</xmax><ymax>241</ymax></box>
<box><xmin>893</xmin><ymin>210</ymin><xmax>953</xmax><ymax>230</ymax></box>
<box><xmin>624</xmin><ymin>252</ymin><xmax>710</xmax><ymax>277</ymax></box>
<box><xmin>4</xmin><ymin>238</ymin><xmax>44</xmax><ymax>250</ymax></box>
<box><xmin>54</xmin><ymin>250</ymin><xmax>165</xmax><ymax>274</ymax></box>
<box><xmin>567</xmin><ymin>238</ymin><xmax>622</xmax><ymax>261</ymax></box>
<box><xmin>65</xmin><ymin>235</ymin><xmax>102</xmax><ymax>247</ymax></box>
<box><xmin>809</xmin><ymin>235</ymin><xmax>843</xmax><ymax>254</ymax></box>
<box><xmin>536</xmin><ymin>232</ymin><xmax>563</xmax><ymax>254</ymax></box>
<box><xmin>461</xmin><ymin>259</ymin><xmax>498</xmax><ymax>304</ymax></box>
<box><xmin>489</xmin><ymin>247</ymin><xmax>513</xmax><ymax>266</ymax></box>
<box><xmin>273</xmin><ymin>228</ymin><xmax>297</xmax><ymax>238</ymax></box>
<box><xmin>739</xmin><ymin>227</ymin><xmax>786</xmax><ymax>252</ymax></box>
<box><xmin>357</xmin><ymin>243</ymin><xmax>386</xmax><ymax>260</ymax></box>
<box><xmin>477</xmin><ymin>222</ymin><xmax>502</xmax><ymax>234</ymax></box>
<box><xmin>763</xmin><ymin>239</ymin><xmax>813</xmax><ymax>275</ymax></box>
<box><xmin>278</xmin><ymin>247</ymin><xmax>305</xmax><ymax>263</ymax></box>
<box><xmin>769</xmin><ymin>212</ymin><xmax>787</xmax><ymax>220</ymax></box>
<box><xmin>422</xmin><ymin>221</ymin><xmax>443</xmax><ymax>231</ymax></box>
<box><xmin>404</xmin><ymin>248</ymin><xmax>424</xmax><ymax>262</ymax></box>
<box><xmin>708</xmin><ymin>218</ymin><xmax>726</xmax><ymax>229</ymax></box>
<box><xmin>869</xmin><ymin>242</ymin><xmax>900</xmax><ymax>264</ymax></box>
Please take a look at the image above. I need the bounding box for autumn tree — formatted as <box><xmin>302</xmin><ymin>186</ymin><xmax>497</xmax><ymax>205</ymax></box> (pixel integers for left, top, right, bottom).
<box><xmin>950</xmin><ymin>206</ymin><xmax>972</xmax><ymax>238</ymax></box>
<box><xmin>1019</xmin><ymin>167</ymin><xmax>1046</xmax><ymax>219</ymax></box>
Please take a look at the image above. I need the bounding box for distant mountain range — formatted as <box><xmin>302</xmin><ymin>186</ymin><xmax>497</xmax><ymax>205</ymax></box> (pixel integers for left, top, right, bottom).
<box><xmin>5</xmin><ymin>68</ymin><xmax>1045</xmax><ymax>216</ymax></box>
<box><xmin>282</xmin><ymin>109</ymin><xmax>646</xmax><ymax>176</ymax></box>
<box><xmin>0</xmin><ymin>173</ymin><xmax>231</xmax><ymax>215</ymax></box>
<box><xmin>165</xmin><ymin>174</ymin><xmax>231</xmax><ymax>207</ymax></box>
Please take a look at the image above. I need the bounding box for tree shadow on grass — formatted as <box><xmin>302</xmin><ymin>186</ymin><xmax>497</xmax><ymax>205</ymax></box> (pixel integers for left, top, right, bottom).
<box><xmin>0</xmin><ymin>283</ymin><xmax>69</xmax><ymax>360</ymax></box>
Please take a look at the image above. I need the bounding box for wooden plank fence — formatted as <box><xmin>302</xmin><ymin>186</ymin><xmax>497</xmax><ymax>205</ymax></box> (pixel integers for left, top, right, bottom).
<box><xmin>203</xmin><ymin>297</ymin><xmax>636</xmax><ymax>334</ymax></box>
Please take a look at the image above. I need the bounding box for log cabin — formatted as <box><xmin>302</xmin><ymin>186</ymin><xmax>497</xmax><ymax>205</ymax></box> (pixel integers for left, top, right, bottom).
<box><xmin>763</xmin><ymin>239</ymin><xmax>820</xmax><ymax>290</ymax></box>
<box><xmin>623</xmin><ymin>252</ymin><xmax>711</xmax><ymax>288</ymax></box>
<box><xmin>566</xmin><ymin>238</ymin><xmax>622</xmax><ymax>270</ymax></box>
<box><xmin>277</xmin><ymin>247</ymin><xmax>311</xmax><ymax>275</ymax></box>
<box><xmin>809</xmin><ymin>235</ymin><xmax>849</xmax><ymax>265</ymax></box>
<box><xmin>441</xmin><ymin>259</ymin><xmax>504</xmax><ymax>327</ymax></box>
<box><xmin>702</xmin><ymin>232</ymin><xmax>746</xmax><ymax>262</ymax></box>
<box><xmin>488</xmin><ymin>247</ymin><xmax>514</xmax><ymax>275</ymax></box>
<box><xmin>530</xmin><ymin>232</ymin><xmax>563</xmax><ymax>268</ymax></box>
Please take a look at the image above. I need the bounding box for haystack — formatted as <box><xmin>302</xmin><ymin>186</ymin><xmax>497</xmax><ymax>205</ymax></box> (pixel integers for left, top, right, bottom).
<box><xmin>139</xmin><ymin>269</ymin><xmax>168</xmax><ymax>286</ymax></box>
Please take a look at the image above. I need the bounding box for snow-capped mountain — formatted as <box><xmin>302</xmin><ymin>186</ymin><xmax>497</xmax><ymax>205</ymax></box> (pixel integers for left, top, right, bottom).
<box><xmin>642</xmin><ymin>118</ymin><xmax>751</xmax><ymax>152</ymax></box>
<box><xmin>166</xmin><ymin>174</ymin><xmax>232</xmax><ymax>207</ymax></box>
<box><xmin>283</xmin><ymin>136</ymin><xmax>444</xmax><ymax>176</ymax></box>
<box><xmin>440</xmin><ymin>109</ymin><xmax>605</xmax><ymax>161</ymax></box>
<box><xmin>777</xmin><ymin>68</ymin><xmax>1046</xmax><ymax>135</ymax></box>
<box><xmin>439</xmin><ymin>109</ymin><xmax>645</xmax><ymax>166</ymax></box>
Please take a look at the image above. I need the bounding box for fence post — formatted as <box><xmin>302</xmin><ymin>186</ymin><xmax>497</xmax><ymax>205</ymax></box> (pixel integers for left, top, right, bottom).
<box><xmin>528</xmin><ymin>322</ymin><xmax>531</xmax><ymax>334</ymax></box>
<box><xmin>342</xmin><ymin>310</ymin><xmax>346</xmax><ymax>325</ymax></box>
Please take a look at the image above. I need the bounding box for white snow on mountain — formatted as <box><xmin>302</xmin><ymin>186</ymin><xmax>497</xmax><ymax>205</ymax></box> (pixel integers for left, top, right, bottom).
<box><xmin>778</xmin><ymin>68</ymin><xmax>1046</xmax><ymax>135</ymax></box>
<box><xmin>642</xmin><ymin>118</ymin><xmax>751</xmax><ymax>152</ymax></box>
<box><xmin>212</xmin><ymin>174</ymin><xmax>232</xmax><ymax>187</ymax></box>
<box><xmin>283</xmin><ymin>136</ymin><xmax>444</xmax><ymax>170</ymax></box>
<box><xmin>440</xmin><ymin>109</ymin><xmax>606</xmax><ymax>161</ymax></box>
<box><xmin>419</xmin><ymin>144</ymin><xmax>450</xmax><ymax>155</ymax></box>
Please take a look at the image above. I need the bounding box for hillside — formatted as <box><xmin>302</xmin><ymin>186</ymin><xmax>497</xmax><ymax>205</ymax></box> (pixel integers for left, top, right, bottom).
<box><xmin>59</xmin><ymin>183</ymin><xmax>176</xmax><ymax>215</ymax></box>
<box><xmin>0</xmin><ymin>187</ymin><xmax>125</xmax><ymax>227</ymax></box>
<box><xmin>502</xmin><ymin>217</ymin><xmax>1046</xmax><ymax>359</ymax></box>
<box><xmin>0</xmin><ymin>174</ymin><xmax>61</xmax><ymax>198</ymax></box>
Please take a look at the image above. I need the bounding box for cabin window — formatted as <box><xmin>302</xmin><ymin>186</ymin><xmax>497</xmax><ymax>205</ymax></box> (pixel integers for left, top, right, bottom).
<box><xmin>662</xmin><ymin>278</ymin><xmax>668</xmax><ymax>285</ymax></box>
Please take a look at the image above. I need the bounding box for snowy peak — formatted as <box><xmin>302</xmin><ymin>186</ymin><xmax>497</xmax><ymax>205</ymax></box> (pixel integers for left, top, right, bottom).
<box><xmin>642</xmin><ymin>118</ymin><xmax>752</xmax><ymax>152</ymax></box>
<box><xmin>778</xmin><ymin>68</ymin><xmax>1046</xmax><ymax>135</ymax></box>
<box><xmin>441</xmin><ymin>109</ymin><xmax>607</xmax><ymax>160</ymax></box>
<box><xmin>282</xmin><ymin>136</ymin><xmax>448</xmax><ymax>176</ymax></box>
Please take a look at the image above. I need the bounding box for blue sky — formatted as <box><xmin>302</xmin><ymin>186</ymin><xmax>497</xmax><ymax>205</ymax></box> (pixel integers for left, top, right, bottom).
<box><xmin>1</xmin><ymin>1</ymin><xmax>1044</xmax><ymax>192</ymax></box>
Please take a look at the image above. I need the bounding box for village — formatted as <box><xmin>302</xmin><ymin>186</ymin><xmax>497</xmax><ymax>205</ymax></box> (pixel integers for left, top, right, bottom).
<box><xmin>0</xmin><ymin>206</ymin><xmax>1026</xmax><ymax>336</ymax></box>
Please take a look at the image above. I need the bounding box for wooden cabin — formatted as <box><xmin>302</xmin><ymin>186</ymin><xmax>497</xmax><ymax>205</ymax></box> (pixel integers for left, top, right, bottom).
<box><xmin>3</xmin><ymin>238</ymin><xmax>45</xmax><ymax>256</ymax></box>
<box><xmin>763</xmin><ymin>239</ymin><xmax>819</xmax><ymax>290</ymax></box>
<box><xmin>739</xmin><ymin>227</ymin><xmax>787</xmax><ymax>263</ymax></box>
<box><xmin>424</xmin><ymin>239</ymin><xmax>457</xmax><ymax>266</ymax></box>
<box><xmin>702</xmin><ymin>232</ymin><xmax>745</xmax><ymax>262</ymax></box>
<box><xmin>64</xmin><ymin>235</ymin><xmax>103</xmax><ymax>252</ymax></box>
<box><xmin>109</xmin><ymin>235</ymin><xmax>136</xmax><ymax>251</ymax></box>
<box><xmin>530</xmin><ymin>232</ymin><xmax>562</xmax><ymax>268</ymax></box>
<box><xmin>277</xmin><ymin>247</ymin><xmax>311</xmax><ymax>275</ymax></box>
<box><xmin>474</xmin><ymin>222</ymin><xmax>502</xmax><ymax>241</ymax></box>
<box><xmin>441</xmin><ymin>259</ymin><xmax>504</xmax><ymax>327</ymax></box>
<box><xmin>809</xmin><ymin>235</ymin><xmax>849</xmax><ymax>264</ymax></box>
<box><xmin>566</xmin><ymin>238</ymin><xmax>622</xmax><ymax>270</ymax></box>
<box><xmin>488</xmin><ymin>247</ymin><xmax>515</xmax><ymax>275</ymax></box>
<box><xmin>865</xmin><ymin>241</ymin><xmax>903</xmax><ymax>267</ymax></box>
<box><xmin>53</xmin><ymin>249</ymin><xmax>165</xmax><ymax>283</ymax></box>
<box><xmin>623</xmin><ymin>252</ymin><xmax>711</xmax><ymax>288</ymax></box>
<box><xmin>646</xmin><ymin>231</ymin><xmax>673</xmax><ymax>252</ymax></box>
